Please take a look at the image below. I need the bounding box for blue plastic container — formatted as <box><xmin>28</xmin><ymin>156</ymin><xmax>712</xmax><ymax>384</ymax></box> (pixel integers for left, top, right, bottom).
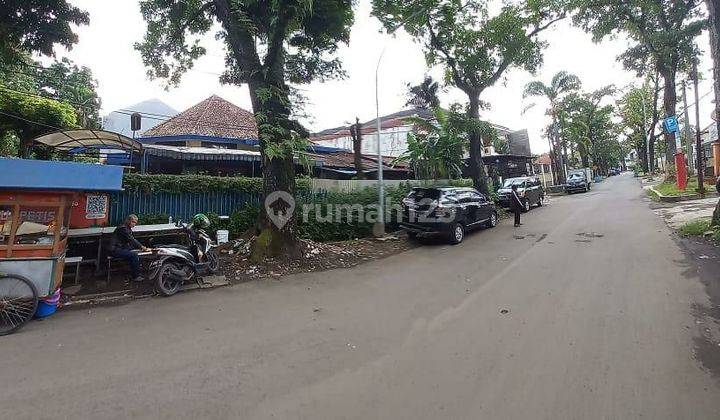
<box><xmin>35</xmin><ymin>300</ymin><xmax>57</xmax><ymax>318</ymax></box>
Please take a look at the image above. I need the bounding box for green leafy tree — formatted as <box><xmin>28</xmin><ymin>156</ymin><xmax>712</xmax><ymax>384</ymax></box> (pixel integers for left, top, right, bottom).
<box><xmin>523</xmin><ymin>71</ymin><xmax>582</xmax><ymax>183</ymax></box>
<box><xmin>0</xmin><ymin>88</ymin><xmax>77</xmax><ymax>157</ymax></box>
<box><xmin>136</xmin><ymin>0</ymin><xmax>354</xmax><ymax>259</ymax></box>
<box><xmin>372</xmin><ymin>0</ymin><xmax>565</xmax><ymax>195</ymax></box>
<box><xmin>40</xmin><ymin>58</ymin><xmax>102</xmax><ymax>128</ymax></box>
<box><xmin>0</xmin><ymin>1</ymin><xmax>89</xmax><ymax>65</ymax></box>
<box><xmin>616</xmin><ymin>83</ymin><xmax>657</xmax><ymax>172</ymax></box>
<box><xmin>405</xmin><ymin>76</ymin><xmax>441</xmax><ymax>109</ymax></box>
<box><xmin>572</xmin><ymin>0</ymin><xmax>705</xmax><ymax>169</ymax></box>
<box><xmin>558</xmin><ymin>86</ymin><xmax>617</xmax><ymax>173</ymax></box>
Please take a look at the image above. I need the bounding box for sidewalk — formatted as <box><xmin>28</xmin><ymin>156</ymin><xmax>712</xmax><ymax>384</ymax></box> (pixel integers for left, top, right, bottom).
<box><xmin>652</xmin><ymin>196</ymin><xmax>718</xmax><ymax>230</ymax></box>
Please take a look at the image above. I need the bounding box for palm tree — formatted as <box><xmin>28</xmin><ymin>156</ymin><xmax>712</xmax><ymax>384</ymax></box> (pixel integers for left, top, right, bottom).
<box><xmin>405</xmin><ymin>76</ymin><xmax>441</xmax><ymax>109</ymax></box>
<box><xmin>395</xmin><ymin>107</ymin><xmax>467</xmax><ymax>179</ymax></box>
<box><xmin>523</xmin><ymin>71</ymin><xmax>582</xmax><ymax>184</ymax></box>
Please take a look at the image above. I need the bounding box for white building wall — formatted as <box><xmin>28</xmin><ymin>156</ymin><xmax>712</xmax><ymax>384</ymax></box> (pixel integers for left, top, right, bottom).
<box><xmin>315</xmin><ymin>125</ymin><xmax>412</xmax><ymax>157</ymax></box>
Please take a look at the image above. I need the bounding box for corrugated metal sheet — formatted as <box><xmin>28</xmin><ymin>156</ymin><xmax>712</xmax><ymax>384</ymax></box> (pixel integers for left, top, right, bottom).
<box><xmin>109</xmin><ymin>191</ymin><xmax>261</xmax><ymax>224</ymax></box>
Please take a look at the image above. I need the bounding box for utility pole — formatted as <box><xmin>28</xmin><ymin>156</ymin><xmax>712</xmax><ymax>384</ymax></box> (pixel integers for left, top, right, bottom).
<box><xmin>692</xmin><ymin>62</ymin><xmax>706</xmax><ymax>196</ymax></box>
<box><xmin>682</xmin><ymin>80</ymin><xmax>694</xmax><ymax>173</ymax></box>
<box><xmin>641</xmin><ymin>85</ymin><xmax>650</xmax><ymax>173</ymax></box>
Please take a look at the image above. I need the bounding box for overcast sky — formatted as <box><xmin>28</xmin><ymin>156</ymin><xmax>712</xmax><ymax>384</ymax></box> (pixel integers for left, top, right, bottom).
<box><xmin>56</xmin><ymin>0</ymin><xmax>717</xmax><ymax>154</ymax></box>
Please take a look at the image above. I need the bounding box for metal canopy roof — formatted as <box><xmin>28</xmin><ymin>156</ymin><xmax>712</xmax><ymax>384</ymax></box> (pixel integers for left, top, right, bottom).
<box><xmin>143</xmin><ymin>144</ymin><xmax>262</xmax><ymax>162</ymax></box>
<box><xmin>33</xmin><ymin>129</ymin><xmax>143</xmax><ymax>153</ymax></box>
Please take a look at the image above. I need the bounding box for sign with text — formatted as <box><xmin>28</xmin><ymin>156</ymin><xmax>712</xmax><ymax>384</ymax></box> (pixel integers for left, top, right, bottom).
<box><xmin>663</xmin><ymin>116</ymin><xmax>679</xmax><ymax>134</ymax></box>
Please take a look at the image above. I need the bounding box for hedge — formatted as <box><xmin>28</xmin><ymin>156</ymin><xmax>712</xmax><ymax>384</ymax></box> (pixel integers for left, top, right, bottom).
<box><xmin>122</xmin><ymin>173</ymin><xmax>311</xmax><ymax>194</ymax></box>
<box><xmin>126</xmin><ymin>174</ymin><xmax>481</xmax><ymax>242</ymax></box>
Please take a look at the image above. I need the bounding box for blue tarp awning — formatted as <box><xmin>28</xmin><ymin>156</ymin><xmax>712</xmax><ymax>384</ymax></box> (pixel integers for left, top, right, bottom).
<box><xmin>0</xmin><ymin>158</ymin><xmax>124</xmax><ymax>191</ymax></box>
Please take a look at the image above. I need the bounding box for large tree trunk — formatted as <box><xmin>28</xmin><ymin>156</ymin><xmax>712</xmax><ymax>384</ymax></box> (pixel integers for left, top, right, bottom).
<box><xmin>467</xmin><ymin>96</ymin><xmax>489</xmax><ymax>194</ymax></box>
<box><xmin>661</xmin><ymin>67</ymin><xmax>678</xmax><ymax>169</ymax></box>
<box><xmin>247</xmin><ymin>80</ymin><xmax>300</xmax><ymax>261</ymax></box>
<box><xmin>215</xmin><ymin>0</ymin><xmax>299</xmax><ymax>260</ymax></box>
<box><xmin>648</xmin><ymin>71</ymin><xmax>661</xmax><ymax>172</ymax></box>
<box><xmin>350</xmin><ymin>117</ymin><xmax>365</xmax><ymax>179</ymax></box>
<box><xmin>648</xmin><ymin>134</ymin><xmax>656</xmax><ymax>172</ymax></box>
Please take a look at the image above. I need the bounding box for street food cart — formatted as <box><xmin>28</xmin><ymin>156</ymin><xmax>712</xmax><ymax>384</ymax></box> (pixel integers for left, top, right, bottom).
<box><xmin>0</xmin><ymin>158</ymin><xmax>123</xmax><ymax>335</ymax></box>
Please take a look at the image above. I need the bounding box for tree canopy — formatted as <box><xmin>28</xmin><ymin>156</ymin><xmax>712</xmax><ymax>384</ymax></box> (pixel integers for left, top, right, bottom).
<box><xmin>571</xmin><ymin>0</ymin><xmax>705</xmax><ymax>167</ymax></box>
<box><xmin>372</xmin><ymin>0</ymin><xmax>566</xmax><ymax>194</ymax></box>
<box><xmin>0</xmin><ymin>87</ymin><xmax>77</xmax><ymax>157</ymax></box>
<box><xmin>0</xmin><ymin>0</ymin><xmax>89</xmax><ymax>64</ymax></box>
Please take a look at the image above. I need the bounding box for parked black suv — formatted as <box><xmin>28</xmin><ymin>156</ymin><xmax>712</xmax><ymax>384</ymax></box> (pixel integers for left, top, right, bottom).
<box><xmin>399</xmin><ymin>187</ymin><xmax>498</xmax><ymax>245</ymax></box>
<box><xmin>496</xmin><ymin>176</ymin><xmax>544</xmax><ymax>212</ymax></box>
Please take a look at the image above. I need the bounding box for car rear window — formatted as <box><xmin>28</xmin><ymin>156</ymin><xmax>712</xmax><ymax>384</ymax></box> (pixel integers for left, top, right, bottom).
<box><xmin>408</xmin><ymin>188</ymin><xmax>442</xmax><ymax>201</ymax></box>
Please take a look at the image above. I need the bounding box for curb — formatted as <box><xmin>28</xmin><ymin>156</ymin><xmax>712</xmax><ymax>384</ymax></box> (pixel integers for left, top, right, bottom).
<box><xmin>649</xmin><ymin>186</ymin><xmax>713</xmax><ymax>203</ymax></box>
<box><xmin>62</xmin><ymin>276</ymin><xmax>229</xmax><ymax>310</ymax></box>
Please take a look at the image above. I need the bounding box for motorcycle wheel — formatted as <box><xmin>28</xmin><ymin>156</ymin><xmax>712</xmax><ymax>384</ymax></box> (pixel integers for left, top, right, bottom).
<box><xmin>206</xmin><ymin>249</ymin><xmax>220</xmax><ymax>274</ymax></box>
<box><xmin>155</xmin><ymin>262</ymin><xmax>184</xmax><ymax>297</ymax></box>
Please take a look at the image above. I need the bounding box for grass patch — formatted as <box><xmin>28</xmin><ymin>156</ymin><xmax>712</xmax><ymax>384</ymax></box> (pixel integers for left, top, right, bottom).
<box><xmin>653</xmin><ymin>179</ymin><xmax>699</xmax><ymax>197</ymax></box>
<box><xmin>679</xmin><ymin>218</ymin><xmax>711</xmax><ymax>236</ymax></box>
<box><xmin>645</xmin><ymin>188</ymin><xmax>659</xmax><ymax>201</ymax></box>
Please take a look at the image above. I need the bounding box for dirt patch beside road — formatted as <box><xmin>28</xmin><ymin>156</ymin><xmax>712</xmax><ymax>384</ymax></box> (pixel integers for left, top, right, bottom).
<box><xmin>220</xmin><ymin>233</ymin><xmax>417</xmax><ymax>282</ymax></box>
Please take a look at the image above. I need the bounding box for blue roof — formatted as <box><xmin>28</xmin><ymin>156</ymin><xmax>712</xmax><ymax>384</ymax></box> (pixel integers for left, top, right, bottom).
<box><xmin>0</xmin><ymin>158</ymin><xmax>124</xmax><ymax>191</ymax></box>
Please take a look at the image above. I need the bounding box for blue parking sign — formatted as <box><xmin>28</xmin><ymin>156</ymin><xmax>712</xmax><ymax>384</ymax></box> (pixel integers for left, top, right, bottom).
<box><xmin>663</xmin><ymin>116</ymin><xmax>679</xmax><ymax>134</ymax></box>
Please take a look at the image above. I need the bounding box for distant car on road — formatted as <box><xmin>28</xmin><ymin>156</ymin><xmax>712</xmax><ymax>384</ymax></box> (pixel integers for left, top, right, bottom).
<box><xmin>497</xmin><ymin>176</ymin><xmax>544</xmax><ymax>212</ymax></box>
<box><xmin>565</xmin><ymin>168</ymin><xmax>593</xmax><ymax>193</ymax></box>
<box><xmin>399</xmin><ymin>187</ymin><xmax>498</xmax><ymax>245</ymax></box>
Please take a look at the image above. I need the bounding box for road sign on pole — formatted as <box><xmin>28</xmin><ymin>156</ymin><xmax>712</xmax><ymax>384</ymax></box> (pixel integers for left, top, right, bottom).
<box><xmin>663</xmin><ymin>116</ymin><xmax>679</xmax><ymax>134</ymax></box>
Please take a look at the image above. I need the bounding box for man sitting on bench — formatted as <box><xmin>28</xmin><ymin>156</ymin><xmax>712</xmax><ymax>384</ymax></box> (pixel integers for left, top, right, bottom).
<box><xmin>109</xmin><ymin>214</ymin><xmax>150</xmax><ymax>282</ymax></box>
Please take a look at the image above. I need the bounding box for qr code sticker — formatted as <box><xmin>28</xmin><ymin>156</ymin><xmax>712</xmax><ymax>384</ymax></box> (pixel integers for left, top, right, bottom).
<box><xmin>85</xmin><ymin>195</ymin><xmax>107</xmax><ymax>219</ymax></box>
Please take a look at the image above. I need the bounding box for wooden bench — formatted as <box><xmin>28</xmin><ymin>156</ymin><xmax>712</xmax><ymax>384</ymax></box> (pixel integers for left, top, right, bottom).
<box><xmin>64</xmin><ymin>256</ymin><xmax>83</xmax><ymax>285</ymax></box>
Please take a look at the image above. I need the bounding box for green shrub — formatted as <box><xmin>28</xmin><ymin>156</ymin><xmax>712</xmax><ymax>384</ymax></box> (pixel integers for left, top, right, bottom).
<box><xmin>130</xmin><ymin>176</ymin><xmax>498</xmax><ymax>242</ymax></box>
<box><xmin>123</xmin><ymin>173</ymin><xmax>311</xmax><ymax>194</ymax></box>
<box><xmin>136</xmin><ymin>213</ymin><xmax>170</xmax><ymax>225</ymax></box>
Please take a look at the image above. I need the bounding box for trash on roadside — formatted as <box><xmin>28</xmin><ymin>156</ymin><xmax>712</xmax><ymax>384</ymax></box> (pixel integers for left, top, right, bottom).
<box><xmin>500</xmin><ymin>309</ymin><xmax>510</xmax><ymax>314</ymax></box>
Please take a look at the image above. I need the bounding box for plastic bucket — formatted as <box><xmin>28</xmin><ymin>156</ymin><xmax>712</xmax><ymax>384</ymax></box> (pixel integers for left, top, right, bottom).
<box><xmin>34</xmin><ymin>289</ymin><xmax>60</xmax><ymax>318</ymax></box>
<box><xmin>216</xmin><ymin>230</ymin><xmax>229</xmax><ymax>244</ymax></box>
<box><xmin>35</xmin><ymin>300</ymin><xmax>57</xmax><ymax>318</ymax></box>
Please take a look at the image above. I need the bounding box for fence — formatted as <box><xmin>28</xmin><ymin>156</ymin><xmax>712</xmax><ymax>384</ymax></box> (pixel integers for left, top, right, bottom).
<box><xmin>309</xmin><ymin>178</ymin><xmax>454</xmax><ymax>193</ymax></box>
<box><xmin>109</xmin><ymin>179</ymin><xmax>462</xmax><ymax>224</ymax></box>
<box><xmin>109</xmin><ymin>190</ymin><xmax>261</xmax><ymax>225</ymax></box>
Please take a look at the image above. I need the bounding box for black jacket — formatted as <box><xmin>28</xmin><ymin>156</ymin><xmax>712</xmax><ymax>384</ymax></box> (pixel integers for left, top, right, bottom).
<box><xmin>509</xmin><ymin>190</ymin><xmax>523</xmax><ymax>211</ymax></box>
<box><xmin>108</xmin><ymin>225</ymin><xmax>142</xmax><ymax>252</ymax></box>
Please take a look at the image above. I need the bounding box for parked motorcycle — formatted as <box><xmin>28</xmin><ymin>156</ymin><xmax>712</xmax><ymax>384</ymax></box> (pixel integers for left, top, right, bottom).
<box><xmin>148</xmin><ymin>214</ymin><xmax>220</xmax><ymax>296</ymax></box>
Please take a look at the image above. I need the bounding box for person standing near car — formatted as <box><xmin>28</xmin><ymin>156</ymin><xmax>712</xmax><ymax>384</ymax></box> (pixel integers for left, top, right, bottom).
<box><xmin>109</xmin><ymin>214</ymin><xmax>150</xmax><ymax>282</ymax></box>
<box><xmin>510</xmin><ymin>184</ymin><xmax>523</xmax><ymax>227</ymax></box>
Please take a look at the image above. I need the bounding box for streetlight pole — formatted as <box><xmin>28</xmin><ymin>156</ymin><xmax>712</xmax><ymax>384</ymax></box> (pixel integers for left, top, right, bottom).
<box><xmin>372</xmin><ymin>9</ymin><xmax>426</xmax><ymax>237</ymax></box>
<box><xmin>373</xmin><ymin>48</ymin><xmax>387</xmax><ymax>237</ymax></box>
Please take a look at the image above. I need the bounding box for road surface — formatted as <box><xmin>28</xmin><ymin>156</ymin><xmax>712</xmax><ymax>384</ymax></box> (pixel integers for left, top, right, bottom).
<box><xmin>2</xmin><ymin>173</ymin><xmax>719</xmax><ymax>419</ymax></box>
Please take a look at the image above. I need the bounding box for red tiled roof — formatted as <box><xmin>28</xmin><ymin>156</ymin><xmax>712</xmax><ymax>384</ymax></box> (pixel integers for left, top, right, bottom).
<box><xmin>535</xmin><ymin>153</ymin><xmax>551</xmax><ymax>165</ymax></box>
<box><xmin>142</xmin><ymin>95</ymin><xmax>258</xmax><ymax>140</ymax></box>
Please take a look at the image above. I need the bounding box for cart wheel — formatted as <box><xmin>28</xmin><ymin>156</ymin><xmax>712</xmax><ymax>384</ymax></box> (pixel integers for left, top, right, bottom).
<box><xmin>0</xmin><ymin>274</ymin><xmax>39</xmax><ymax>336</ymax></box>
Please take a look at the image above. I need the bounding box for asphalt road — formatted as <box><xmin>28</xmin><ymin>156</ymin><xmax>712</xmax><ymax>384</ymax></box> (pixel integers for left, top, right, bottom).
<box><xmin>2</xmin><ymin>173</ymin><xmax>719</xmax><ymax>419</ymax></box>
